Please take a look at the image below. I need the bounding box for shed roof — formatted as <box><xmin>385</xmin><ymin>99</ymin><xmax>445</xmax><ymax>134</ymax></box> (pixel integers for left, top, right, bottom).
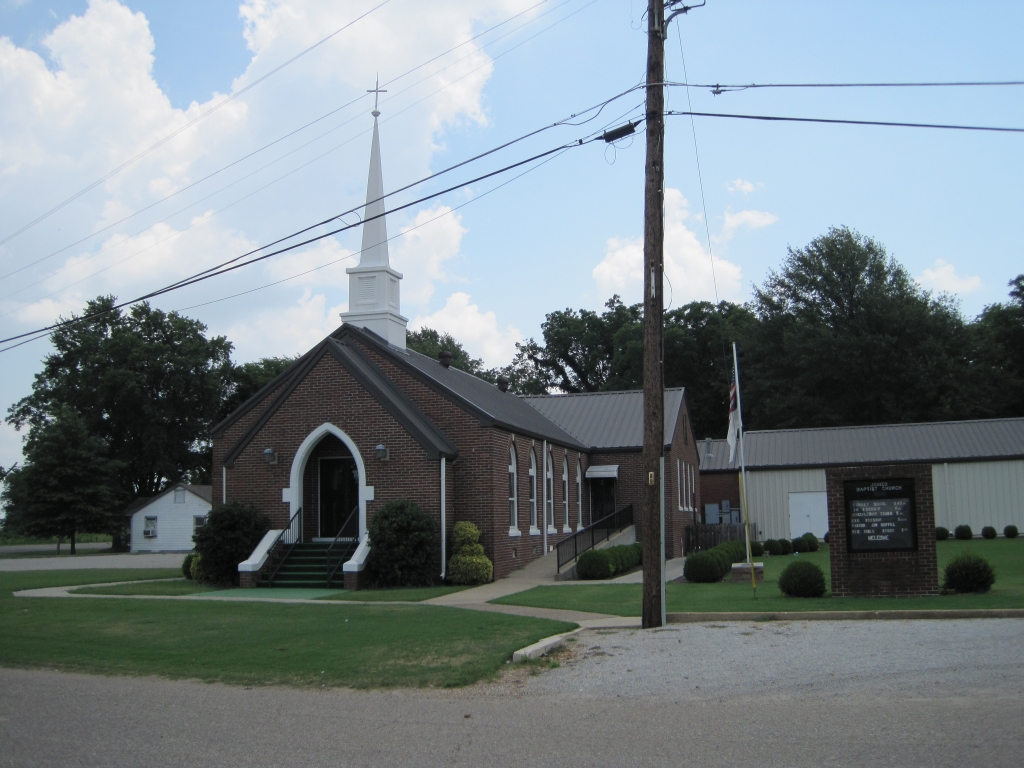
<box><xmin>524</xmin><ymin>388</ymin><xmax>686</xmax><ymax>450</ymax></box>
<box><xmin>699</xmin><ymin>418</ymin><xmax>1024</xmax><ymax>471</ymax></box>
<box><xmin>122</xmin><ymin>483</ymin><xmax>212</xmax><ymax>516</ymax></box>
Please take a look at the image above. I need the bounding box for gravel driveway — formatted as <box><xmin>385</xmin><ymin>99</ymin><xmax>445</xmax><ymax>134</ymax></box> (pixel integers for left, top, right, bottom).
<box><xmin>2</xmin><ymin>618</ymin><xmax>1020</xmax><ymax>767</ymax></box>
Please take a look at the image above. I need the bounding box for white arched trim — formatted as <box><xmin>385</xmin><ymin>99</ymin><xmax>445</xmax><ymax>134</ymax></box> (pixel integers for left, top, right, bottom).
<box><xmin>284</xmin><ymin>423</ymin><xmax>372</xmax><ymax>542</ymax></box>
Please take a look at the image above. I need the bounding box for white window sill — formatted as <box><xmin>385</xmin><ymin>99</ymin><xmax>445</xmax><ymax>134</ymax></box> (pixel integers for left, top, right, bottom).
<box><xmin>547</xmin><ymin>526</ymin><xmax>558</xmax><ymax>535</ymax></box>
<box><xmin>529</xmin><ymin>526</ymin><xmax>541</xmax><ymax>536</ymax></box>
<box><xmin>508</xmin><ymin>527</ymin><xmax>522</xmax><ymax>537</ymax></box>
<box><xmin>576</xmin><ymin>524</ymin><xmax>585</xmax><ymax>532</ymax></box>
<box><xmin>562</xmin><ymin>525</ymin><xmax>573</xmax><ymax>534</ymax></box>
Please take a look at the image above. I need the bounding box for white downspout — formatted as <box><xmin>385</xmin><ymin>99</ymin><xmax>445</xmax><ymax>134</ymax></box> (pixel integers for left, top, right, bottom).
<box><xmin>440</xmin><ymin>457</ymin><xmax>447</xmax><ymax>580</ymax></box>
<box><xmin>542</xmin><ymin>439</ymin><xmax>548</xmax><ymax>554</ymax></box>
<box><xmin>221</xmin><ymin>465</ymin><xmax>227</xmax><ymax>504</ymax></box>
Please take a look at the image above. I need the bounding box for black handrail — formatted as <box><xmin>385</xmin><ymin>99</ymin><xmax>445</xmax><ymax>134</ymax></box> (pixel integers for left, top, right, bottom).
<box><xmin>325</xmin><ymin>505</ymin><xmax>359</xmax><ymax>587</ymax></box>
<box><xmin>556</xmin><ymin>504</ymin><xmax>634</xmax><ymax>572</ymax></box>
<box><xmin>264</xmin><ymin>506</ymin><xmax>302</xmax><ymax>586</ymax></box>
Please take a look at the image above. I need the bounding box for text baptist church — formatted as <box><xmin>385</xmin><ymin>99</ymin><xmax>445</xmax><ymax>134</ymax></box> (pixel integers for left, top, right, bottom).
<box><xmin>211</xmin><ymin>104</ymin><xmax>702</xmax><ymax>588</ymax></box>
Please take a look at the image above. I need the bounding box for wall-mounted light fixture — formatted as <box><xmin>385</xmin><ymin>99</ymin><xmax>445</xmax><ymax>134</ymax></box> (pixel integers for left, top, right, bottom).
<box><xmin>263</xmin><ymin>448</ymin><xmax>277</xmax><ymax>465</ymax></box>
<box><xmin>375</xmin><ymin>444</ymin><xmax>390</xmax><ymax>461</ymax></box>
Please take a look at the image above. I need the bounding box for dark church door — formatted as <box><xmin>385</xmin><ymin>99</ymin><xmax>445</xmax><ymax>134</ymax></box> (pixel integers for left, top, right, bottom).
<box><xmin>590</xmin><ymin>478</ymin><xmax>616</xmax><ymax>522</ymax></box>
<box><xmin>319</xmin><ymin>458</ymin><xmax>359</xmax><ymax>539</ymax></box>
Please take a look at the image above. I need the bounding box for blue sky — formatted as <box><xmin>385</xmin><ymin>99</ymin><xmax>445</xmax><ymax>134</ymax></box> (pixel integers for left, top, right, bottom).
<box><xmin>1</xmin><ymin>0</ymin><xmax>1022</xmax><ymax>469</ymax></box>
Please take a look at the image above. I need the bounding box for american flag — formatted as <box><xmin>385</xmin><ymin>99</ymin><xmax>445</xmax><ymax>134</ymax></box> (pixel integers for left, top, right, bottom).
<box><xmin>727</xmin><ymin>371</ymin><xmax>741</xmax><ymax>464</ymax></box>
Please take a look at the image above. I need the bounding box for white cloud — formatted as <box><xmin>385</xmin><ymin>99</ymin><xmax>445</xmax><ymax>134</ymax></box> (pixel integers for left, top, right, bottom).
<box><xmin>412</xmin><ymin>291</ymin><xmax>520</xmax><ymax>367</ymax></box>
<box><xmin>726</xmin><ymin>178</ymin><xmax>755</xmax><ymax>194</ymax></box>
<box><xmin>722</xmin><ymin>209</ymin><xmax>778</xmax><ymax>232</ymax></box>
<box><xmin>224</xmin><ymin>288</ymin><xmax>347</xmax><ymax>360</ymax></box>
<box><xmin>391</xmin><ymin>205</ymin><xmax>467</xmax><ymax>306</ymax></box>
<box><xmin>592</xmin><ymin>188</ymin><xmax>744</xmax><ymax>306</ymax></box>
<box><xmin>262</xmin><ymin>237</ymin><xmax>355</xmax><ymax>287</ymax></box>
<box><xmin>917</xmin><ymin>259</ymin><xmax>982</xmax><ymax>295</ymax></box>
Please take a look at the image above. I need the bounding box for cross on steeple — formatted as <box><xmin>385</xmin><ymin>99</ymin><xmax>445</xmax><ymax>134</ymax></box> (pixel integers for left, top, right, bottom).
<box><xmin>367</xmin><ymin>74</ymin><xmax>387</xmax><ymax>117</ymax></box>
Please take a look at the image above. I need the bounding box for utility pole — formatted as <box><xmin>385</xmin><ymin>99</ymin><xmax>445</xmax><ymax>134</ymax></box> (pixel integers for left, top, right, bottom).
<box><xmin>640</xmin><ymin>0</ymin><xmax>667</xmax><ymax>629</ymax></box>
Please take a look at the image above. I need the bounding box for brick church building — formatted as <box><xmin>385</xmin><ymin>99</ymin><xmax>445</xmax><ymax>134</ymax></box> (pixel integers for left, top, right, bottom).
<box><xmin>212</xmin><ymin>106</ymin><xmax>701</xmax><ymax>587</ymax></box>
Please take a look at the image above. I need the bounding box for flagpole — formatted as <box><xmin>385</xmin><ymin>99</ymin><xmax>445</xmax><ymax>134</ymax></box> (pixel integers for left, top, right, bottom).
<box><xmin>732</xmin><ymin>342</ymin><xmax>756</xmax><ymax>598</ymax></box>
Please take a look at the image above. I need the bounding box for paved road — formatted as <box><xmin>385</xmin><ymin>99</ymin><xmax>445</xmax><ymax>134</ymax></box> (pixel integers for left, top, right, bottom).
<box><xmin>0</xmin><ymin>552</ymin><xmax>183</xmax><ymax>571</ymax></box>
<box><xmin>0</xmin><ymin>543</ymin><xmax>110</xmax><ymax>555</ymax></box>
<box><xmin>2</xmin><ymin>618</ymin><xmax>1020</xmax><ymax>767</ymax></box>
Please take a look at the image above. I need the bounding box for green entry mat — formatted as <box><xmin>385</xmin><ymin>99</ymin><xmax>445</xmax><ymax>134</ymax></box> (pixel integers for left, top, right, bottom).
<box><xmin>192</xmin><ymin>588</ymin><xmax>346</xmax><ymax>600</ymax></box>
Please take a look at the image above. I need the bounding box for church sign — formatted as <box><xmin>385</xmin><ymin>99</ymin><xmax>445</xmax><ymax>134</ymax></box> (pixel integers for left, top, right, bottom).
<box><xmin>844</xmin><ymin>478</ymin><xmax>917</xmax><ymax>553</ymax></box>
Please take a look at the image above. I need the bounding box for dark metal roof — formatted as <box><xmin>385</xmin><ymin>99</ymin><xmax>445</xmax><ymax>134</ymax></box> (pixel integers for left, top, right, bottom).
<box><xmin>342</xmin><ymin>325</ymin><xmax>588</xmax><ymax>449</ymax></box>
<box><xmin>524</xmin><ymin>388</ymin><xmax>686</xmax><ymax>450</ymax></box>
<box><xmin>122</xmin><ymin>483</ymin><xmax>212</xmax><ymax>516</ymax></box>
<box><xmin>698</xmin><ymin>438</ymin><xmax>733</xmax><ymax>472</ymax></box>
<box><xmin>699</xmin><ymin>418</ymin><xmax>1024</xmax><ymax>471</ymax></box>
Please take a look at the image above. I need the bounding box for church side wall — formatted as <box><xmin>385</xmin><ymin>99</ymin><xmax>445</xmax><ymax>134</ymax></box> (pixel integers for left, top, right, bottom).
<box><xmin>667</xmin><ymin>399</ymin><xmax>701</xmax><ymax>557</ymax></box>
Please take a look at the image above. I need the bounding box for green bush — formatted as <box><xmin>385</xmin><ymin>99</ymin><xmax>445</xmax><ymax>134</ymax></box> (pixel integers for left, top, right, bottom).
<box><xmin>367</xmin><ymin>499</ymin><xmax>438</xmax><ymax>587</ymax></box>
<box><xmin>791</xmin><ymin>537</ymin><xmax>812</xmax><ymax>554</ymax></box>
<box><xmin>763</xmin><ymin>539</ymin><xmax>781</xmax><ymax>556</ymax></box>
<box><xmin>720</xmin><ymin>540</ymin><xmax>746</xmax><ymax>562</ymax></box>
<box><xmin>708</xmin><ymin>548</ymin><xmax>731</xmax><ymax>574</ymax></box>
<box><xmin>778</xmin><ymin>560</ymin><xmax>827</xmax><ymax>598</ymax></box>
<box><xmin>181</xmin><ymin>552</ymin><xmax>196</xmax><ymax>579</ymax></box>
<box><xmin>823</xmin><ymin>531</ymin><xmax>830</xmax><ymax>544</ymax></box>
<box><xmin>800</xmin><ymin>533</ymin><xmax>820</xmax><ymax>552</ymax></box>
<box><xmin>189</xmin><ymin>552</ymin><xmax>204</xmax><ymax>581</ymax></box>
<box><xmin>191</xmin><ymin>502</ymin><xmax>269</xmax><ymax>585</ymax></box>
<box><xmin>1005</xmin><ymin>525</ymin><xmax>1019</xmax><ymax>539</ymax></box>
<box><xmin>452</xmin><ymin>521</ymin><xmax>481</xmax><ymax>552</ymax></box>
<box><xmin>446</xmin><ymin>517</ymin><xmax>494</xmax><ymax>585</ymax></box>
<box><xmin>935</xmin><ymin>526</ymin><xmax>949</xmax><ymax>541</ymax></box>
<box><xmin>750</xmin><ymin>541</ymin><xmax>765</xmax><ymax>557</ymax></box>
<box><xmin>942</xmin><ymin>552</ymin><xmax>996</xmax><ymax>593</ymax></box>
<box><xmin>954</xmin><ymin>525</ymin><xmax>973</xmax><ymax>540</ymax></box>
<box><xmin>778</xmin><ymin>538</ymin><xmax>793</xmax><ymax>555</ymax></box>
<box><xmin>576</xmin><ymin>543</ymin><xmax>642</xmax><ymax>581</ymax></box>
<box><xmin>981</xmin><ymin>526</ymin><xmax>997</xmax><ymax>540</ymax></box>
<box><xmin>684</xmin><ymin>551</ymin><xmax>725</xmax><ymax>583</ymax></box>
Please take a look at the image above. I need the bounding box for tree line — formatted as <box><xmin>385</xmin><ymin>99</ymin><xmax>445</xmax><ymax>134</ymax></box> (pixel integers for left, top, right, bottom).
<box><xmin>1</xmin><ymin>226</ymin><xmax>1021</xmax><ymax>548</ymax></box>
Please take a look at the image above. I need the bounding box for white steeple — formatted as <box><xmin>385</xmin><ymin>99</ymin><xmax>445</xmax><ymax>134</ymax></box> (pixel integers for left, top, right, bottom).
<box><xmin>339</xmin><ymin>79</ymin><xmax>408</xmax><ymax>349</ymax></box>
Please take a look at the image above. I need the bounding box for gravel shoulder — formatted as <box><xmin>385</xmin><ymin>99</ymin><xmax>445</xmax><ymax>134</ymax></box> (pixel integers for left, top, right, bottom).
<box><xmin>0</xmin><ymin>552</ymin><xmax>184</xmax><ymax>571</ymax></box>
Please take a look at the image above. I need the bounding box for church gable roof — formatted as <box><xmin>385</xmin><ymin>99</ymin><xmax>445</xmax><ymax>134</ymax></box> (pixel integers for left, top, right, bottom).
<box><xmin>524</xmin><ymin>388</ymin><xmax>687</xmax><ymax>451</ymax></box>
<box><xmin>220</xmin><ymin>336</ymin><xmax>457</xmax><ymax>468</ymax></box>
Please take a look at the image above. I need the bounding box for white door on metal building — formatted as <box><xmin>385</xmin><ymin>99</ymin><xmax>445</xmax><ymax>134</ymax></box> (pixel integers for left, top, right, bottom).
<box><xmin>789</xmin><ymin>491</ymin><xmax>828</xmax><ymax>540</ymax></box>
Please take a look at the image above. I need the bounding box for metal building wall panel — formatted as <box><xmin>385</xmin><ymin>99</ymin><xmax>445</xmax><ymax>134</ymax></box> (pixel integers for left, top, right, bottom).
<box><xmin>932</xmin><ymin>459</ymin><xmax>1024</xmax><ymax>533</ymax></box>
<box><xmin>744</xmin><ymin>469</ymin><xmax>827</xmax><ymax>541</ymax></box>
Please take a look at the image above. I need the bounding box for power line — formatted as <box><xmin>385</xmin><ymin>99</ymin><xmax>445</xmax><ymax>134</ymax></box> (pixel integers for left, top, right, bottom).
<box><xmin>0</xmin><ymin>0</ymin><xmax>392</xmax><ymax>248</ymax></box>
<box><xmin>0</xmin><ymin>133</ymin><xmax>607</xmax><ymax>351</ymax></box>
<box><xmin>665</xmin><ymin>80</ymin><xmax>1024</xmax><ymax>95</ymax></box>
<box><xmin>665</xmin><ymin>110</ymin><xmax>1024</xmax><ymax>133</ymax></box>
<box><xmin>0</xmin><ymin>0</ymin><xmax>578</xmax><ymax>285</ymax></box>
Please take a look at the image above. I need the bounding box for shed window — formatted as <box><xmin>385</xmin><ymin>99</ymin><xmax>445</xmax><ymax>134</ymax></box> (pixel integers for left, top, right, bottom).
<box><xmin>193</xmin><ymin>515</ymin><xmax>206</xmax><ymax>532</ymax></box>
<box><xmin>508</xmin><ymin>445</ymin><xmax>519</xmax><ymax>532</ymax></box>
<box><xmin>173</xmin><ymin>488</ymin><xmax>186</xmax><ymax>504</ymax></box>
<box><xmin>529</xmin><ymin>450</ymin><xmax>538</xmax><ymax>532</ymax></box>
<box><xmin>143</xmin><ymin>517</ymin><xmax>157</xmax><ymax>538</ymax></box>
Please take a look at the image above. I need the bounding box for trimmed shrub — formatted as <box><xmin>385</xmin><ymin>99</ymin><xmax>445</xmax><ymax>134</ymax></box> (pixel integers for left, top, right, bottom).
<box><xmin>823</xmin><ymin>531</ymin><xmax>830</xmax><ymax>544</ymax></box>
<box><xmin>942</xmin><ymin>552</ymin><xmax>995</xmax><ymax>593</ymax></box>
<box><xmin>954</xmin><ymin>525</ymin><xmax>973</xmax><ymax>540</ymax></box>
<box><xmin>189</xmin><ymin>553</ymin><xmax>204</xmax><ymax>581</ymax></box>
<box><xmin>452</xmin><ymin>521</ymin><xmax>481</xmax><ymax>552</ymax></box>
<box><xmin>368</xmin><ymin>499</ymin><xmax>438</xmax><ymax>587</ymax></box>
<box><xmin>763</xmin><ymin>539</ymin><xmax>781</xmax><ymax>556</ymax></box>
<box><xmin>446</xmin><ymin>517</ymin><xmax>494</xmax><ymax>586</ymax></box>
<box><xmin>791</xmin><ymin>537</ymin><xmax>811</xmax><ymax>554</ymax></box>
<box><xmin>191</xmin><ymin>502</ymin><xmax>269</xmax><ymax>585</ymax></box>
<box><xmin>684</xmin><ymin>551</ymin><xmax>724</xmax><ymax>583</ymax></box>
<box><xmin>778</xmin><ymin>560</ymin><xmax>827</xmax><ymax>598</ymax></box>
<box><xmin>750</xmin><ymin>541</ymin><xmax>765</xmax><ymax>557</ymax></box>
<box><xmin>181</xmin><ymin>552</ymin><xmax>196</xmax><ymax>579</ymax></box>
<box><xmin>1005</xmin><ymin>525</ymin><xmax>1019</xmax><ymax>539</ymax></box>
<box><xmin>778</xmin><ymin>538</ymin><xmax>793</xmax><ymax>555</ymax></box>
<box><xmin>577</xmin><ymin>543</ymin><xmax>642</xmax><ymax>580</ymax></box>
<box><xmin>935</xmin><ymin>526</ymin><xmax>949</xmax><ymax>541</ymax></box>
<box><xmin>720</xmin><ymin>540</ymin><xmax>746</xmax><ymax>562</ymax></box>
<box><xmin>708</xmin><ymin>548</ymin><xmax>731</xmax><ymax>575</ymax></box>
<box><xmin>981</xmin><ymin>526</ymin><xmax>997</xmax><ymax>540</ymax></box>
<box><xmin>800</xmin><ymin>533</ymin><xmax>820</xmax><ymax>552</ymax></box>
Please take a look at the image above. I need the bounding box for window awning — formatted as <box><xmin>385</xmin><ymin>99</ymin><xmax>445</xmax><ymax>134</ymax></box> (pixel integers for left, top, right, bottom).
<box><xmin>586</xmin><ymin>465</ymin><xmax>619</xmax><ymax>479</ymax></box>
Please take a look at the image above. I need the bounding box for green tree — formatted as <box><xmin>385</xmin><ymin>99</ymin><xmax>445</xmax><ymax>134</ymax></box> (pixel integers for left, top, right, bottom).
<box><xmin>970</xmin><ymin>275</ymin><xmax>1024</xmax><ymax>418</ymax></box>
<box><xmin>743</xmin><ymin>226</ymin><xmax>973</xmax><ymax>429</ymax></box>
<box><xmin>6</xmin><ymin>296</ymin><xmax>233</xmax><ymax>498</ymax></box>
<box><xmin>218</xmin><ymin>356</ymin><xmax>298</xmax><ymax>422</ymax></box>
<box><xmin>406</xmin><ymin>328</ymin><xmax>495</xmax><ymax>380</ymax></box>
<box><xmin>0</xmin><ymin>408</ymin><xmax>125</xmax><ymax>554</ymax></box>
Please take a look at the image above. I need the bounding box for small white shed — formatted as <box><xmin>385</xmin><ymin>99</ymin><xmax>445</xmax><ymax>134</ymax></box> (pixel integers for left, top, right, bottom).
<box><xmin>125</xmin><ymin>483</ymin><xmax>212</xmax><ymax>553</ymax></box>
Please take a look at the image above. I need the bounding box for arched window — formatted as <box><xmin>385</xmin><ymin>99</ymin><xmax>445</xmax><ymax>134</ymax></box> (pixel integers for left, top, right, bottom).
<box><xmin>545</xmin><ymin>450</ymin><xmax>555</xmax><ymax>531</ymax></box>
<box><xmin>576</xmin><ymin>460</ymin><xmax>583</xmax><ymax>530</ymax></box>
<box><xmin>508</xmin><ymin>445</ymin><xmax>518</xmax><ymax>532</ymax></box>
<box><xmin>529</xmin><ymin>449</ymin><xmax>538</xmax><ymax>532</ymax></box>
<box><xmin>562</xmin><ymin>457</ymin><xmax>570</xmax><ymax>532</ymax></box>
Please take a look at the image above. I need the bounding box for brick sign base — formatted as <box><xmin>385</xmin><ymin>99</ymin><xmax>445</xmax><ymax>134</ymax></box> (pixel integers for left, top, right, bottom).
<box><xmin>827</xmin><ymin>464</ymin><xmax>939</xmax><ymax>597</ymax></box>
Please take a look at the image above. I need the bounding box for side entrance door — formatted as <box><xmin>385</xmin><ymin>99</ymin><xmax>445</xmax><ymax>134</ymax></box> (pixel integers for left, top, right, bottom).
<box><xmin>788</xmin><ymin>491</ymin><xmax>828</xmax><ymax>540</ymax></box>
<box><xmin>320</xmin><ymin>458</ymin><xmax>359</xmax><ymax>539</ymax></box>
<box><xmin>590</xmin><ymin>478</ymin><xmax>616</xmax><ymax>523</ymax></box>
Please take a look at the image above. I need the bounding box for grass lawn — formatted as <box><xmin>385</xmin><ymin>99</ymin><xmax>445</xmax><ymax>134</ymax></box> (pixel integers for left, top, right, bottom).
<box><xmin>71</xmin><ymin>579</ymin><xmax>223</xmax><ymax>596</ymax></box>
<box><xmin>317</xmin><ymin>585</ymin><xmax>470</xmax><ymax>602</ymax></box>
<box><xmin>492</xmin><ymin>539</ymin><xmax>1024</xmax><ymax>616</ymax></box>
<box><xmin>1</xmin><ymin>570</ymin><xmax>574</xmax><ymax>688</ymax></box>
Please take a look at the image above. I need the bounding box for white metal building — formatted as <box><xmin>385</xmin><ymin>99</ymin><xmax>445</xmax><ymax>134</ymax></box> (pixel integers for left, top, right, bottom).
<box><xmin>700</xmin><ymin>418</ymin><xmax>1024</xmax><ymax>541</ymax></box>
<box><xmin>125</xmin><ymin>483</ymin><xmax>212</xmax><ymax>553</ymax></box>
